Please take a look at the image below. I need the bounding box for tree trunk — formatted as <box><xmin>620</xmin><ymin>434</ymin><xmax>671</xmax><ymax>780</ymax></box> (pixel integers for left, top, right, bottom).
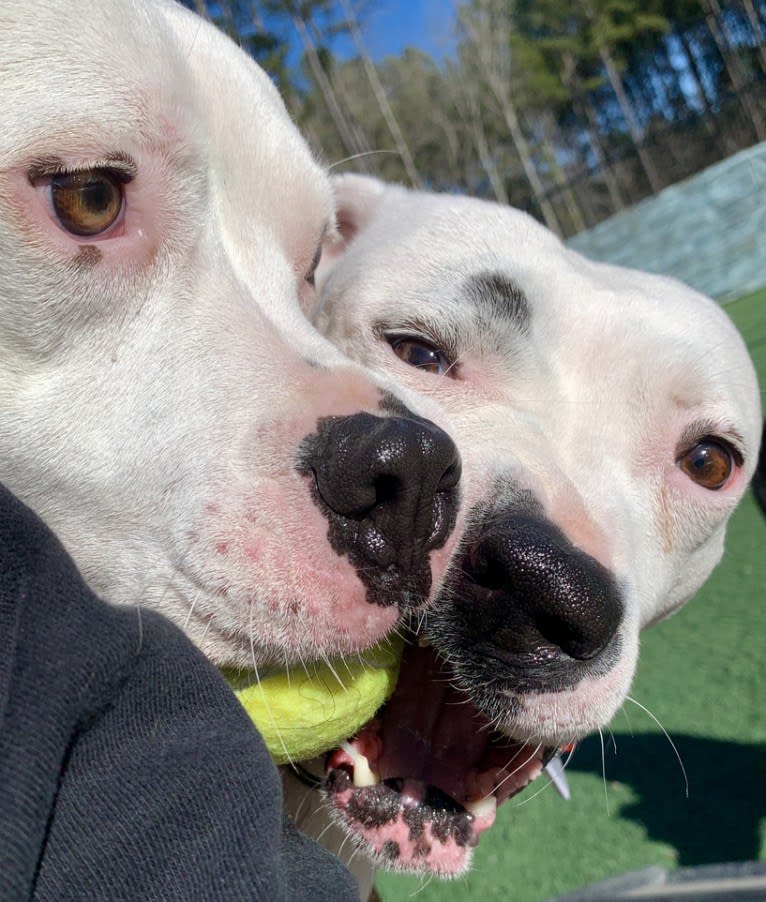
<box><xmin>540</xmin><ymin>109</ymin><xmax>587</xmax><ymax>233</ymax></box>
<box><xmin>676</xmin><ymin>30</ymin><xmax>714</xmax><ymax>113</ymax></box>
<box><xmin>741</xmin><ymin>0</ymin><xmax>766</xmax><ymax>75</ymax></box>
<box><xmin>447</xmin><ymin>68</ymin><xmax>509</xmax><ymax>203</ymax></box>
<box><xmin>305</xmin><ymin>31</ymin><xmax>375</xmax><ymax>174</ymax></box>
<box><xmin>458</xmin><ymin>0</ymin><xmax>561</xmax><ymax>233</ymax></box>
<box><xmin>325</xmin><ymin>66</ymin><xmax>376</xmax><ymax>173</ymax></box>
<box><xmin>432</xmin><ymin>107</ymin><xmax>462</xmax><ymax>184</ymax></box>
<box><xmin>292</xmin><ymin>16</ymin><xmax>367</xmax><ymax>162</ymax></box>
<box><xmin>563</xmin><ymin>51</ymin><xmax>626</xmax><ymax>213</ymax></box>
<box><xmin>338</xmin><ymin>0</ymin><xmax>422</xmax><ymax>188</ymax></box>
<box><xmin>598</xmin><ymin>43</ymin><xmax>662</xmax><ymax>193</ymax></box>
<box><xmin>705</xmin><ymin>0</ymin><xmax>766</xmax><ymax>140</ymax></box>
<box><xmin>469</xmin><ymin>92</ymin><xmax>510</xmax><ymax>203</ymax></box>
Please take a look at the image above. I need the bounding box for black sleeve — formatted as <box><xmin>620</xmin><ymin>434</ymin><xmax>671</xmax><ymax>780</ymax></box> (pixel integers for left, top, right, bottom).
<box><xmin>0</xmin><ymin>484</ymin><xmax>357</xmax><ymax>902</ymax></box>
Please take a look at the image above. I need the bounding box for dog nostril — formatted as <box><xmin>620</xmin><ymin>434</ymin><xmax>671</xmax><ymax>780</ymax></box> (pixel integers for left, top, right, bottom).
<box><xmin>537</xmin><ymin>612</ymin><xmax>606</xmax><ymax>661</ymax></box>
<box><xmin>470</xmin><ymin>553</ymin><xmax>506</xmax><ymax>593</ymax></box>
<box><xmin>373</xmin><ymin>473</ymin><xmax>403</xmax><ymax>508</ymax></box>
<box><xmin>439</xmin><ymin>462</ymin><xmax>461</xmax><ymax>492</ymax></box>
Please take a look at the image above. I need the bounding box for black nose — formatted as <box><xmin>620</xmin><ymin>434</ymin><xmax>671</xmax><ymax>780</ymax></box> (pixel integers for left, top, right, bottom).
<box><xmin>299</xmin><ymin>412</ymin><xmax>461</xmax><ymax>607</ymax></box>
<box><xmin>463</xmin><ymin>515</ymin><xmax>622</xmax><ymax>664</ymax></box>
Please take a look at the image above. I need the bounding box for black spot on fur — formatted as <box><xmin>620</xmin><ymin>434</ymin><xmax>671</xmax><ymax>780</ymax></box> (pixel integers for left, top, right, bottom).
<box><xmin>381</xmin><ymin>841</ymin><xmax>400</xmax><ymax>861</ymax></box>
<box><xmin>462</xmin><ymin>271</ymin><xmax>531</xmax><ymax>334</ymax></box>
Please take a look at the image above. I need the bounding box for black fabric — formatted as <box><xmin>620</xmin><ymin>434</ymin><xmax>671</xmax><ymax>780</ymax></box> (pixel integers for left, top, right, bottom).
<box><xmin>0</xmin><ymin>484</ymin><xmax>357</xmax><ymax>901</ymax></box>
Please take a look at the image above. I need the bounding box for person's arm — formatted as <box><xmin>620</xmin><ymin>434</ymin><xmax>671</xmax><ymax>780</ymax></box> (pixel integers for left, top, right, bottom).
<box><xmin>0</xmin><ymin>484</ymin><xmax>356</xmax><ymax>901</ymax></box>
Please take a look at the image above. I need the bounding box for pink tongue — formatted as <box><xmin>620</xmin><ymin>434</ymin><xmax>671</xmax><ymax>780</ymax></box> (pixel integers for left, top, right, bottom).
<box><xmin>377</xmin><ymin>643</ymin><xmax>492</xmax><ymax>803</ymax></box>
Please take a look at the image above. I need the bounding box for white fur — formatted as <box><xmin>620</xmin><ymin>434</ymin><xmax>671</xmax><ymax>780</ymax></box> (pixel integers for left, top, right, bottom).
<box><xmin>0</xmin><ymin>4</ymin><xmax>462</xmax><ymax>670</ymax></box>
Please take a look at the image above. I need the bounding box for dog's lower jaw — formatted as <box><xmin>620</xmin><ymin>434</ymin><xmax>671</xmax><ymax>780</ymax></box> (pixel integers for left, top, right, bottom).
<box><xmin>306</xmin><ymin>641</ymin><xmax>559</xmax><ymax>878</ymax></box>
<box><xmin>321</xmin><ymin>754</ymin><xmax>541</xmax><ymax>878</ymax></box>
<box><xmin>286</xmin><ymin>630</ymin><xmax>637</xmax><ymax>881</ymax></box>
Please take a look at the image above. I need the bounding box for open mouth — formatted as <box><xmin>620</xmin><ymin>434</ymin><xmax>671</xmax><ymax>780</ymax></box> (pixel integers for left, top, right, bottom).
<box><xmin>318</xmin><ymin>639</ymin><xmax>561</xmax><ymax>876</ymax></box>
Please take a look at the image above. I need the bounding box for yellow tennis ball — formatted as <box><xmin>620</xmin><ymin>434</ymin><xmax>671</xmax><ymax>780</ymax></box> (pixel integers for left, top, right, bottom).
<box><xmin>222</xmin><ymin>636</ymin><xmax>403</xmax><ymax>765</ymax></box>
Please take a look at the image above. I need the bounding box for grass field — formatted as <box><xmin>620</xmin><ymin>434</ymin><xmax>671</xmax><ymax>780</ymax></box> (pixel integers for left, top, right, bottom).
<box><xmin>376</xmin><ymin>288</ymin><xmax>766</xmax><ymax>902</ymax></box>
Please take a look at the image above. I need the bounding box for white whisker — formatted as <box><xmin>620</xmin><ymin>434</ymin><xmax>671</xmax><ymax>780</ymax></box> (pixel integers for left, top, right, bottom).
<box><xmin>329</xmin><ymin>149</ymin><xmax>402</xmax><ymax>171</ymax></box>
<box><xmin>492</xmin><ymin>741</ymin><xmax>542</xmax><ymax>796</ymax></box>
<box><xmin>411</xmin><ymin>871</ymin><xmax>436</xmax><ymax>896</ymax></box>
<box><xmin>598</xmin><ymin>727</ymin><xmax>610</xmax><ymax>816</ymax></box>
<box><xmin>625</xmin><ymin>694</ymin><xmax>689</xmax><ymax>797</ymax></box>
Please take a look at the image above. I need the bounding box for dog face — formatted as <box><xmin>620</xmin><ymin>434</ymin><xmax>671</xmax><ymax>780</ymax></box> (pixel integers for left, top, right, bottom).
<box><xmin>0</xmin><ymin>5</ymin><xmax>464</xmax><ymax>669</ymax></box>
<box><xmin>309</xmin><ymin>175</ymin><xmax>762</xmax><ymax>875</ymax></box>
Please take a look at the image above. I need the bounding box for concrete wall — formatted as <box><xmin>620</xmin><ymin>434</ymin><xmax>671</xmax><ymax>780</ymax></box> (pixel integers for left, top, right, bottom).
<box><xmin>567</xmin><ymin>141</ymin><xmax>766</xmax><ymax>302</ymax></box>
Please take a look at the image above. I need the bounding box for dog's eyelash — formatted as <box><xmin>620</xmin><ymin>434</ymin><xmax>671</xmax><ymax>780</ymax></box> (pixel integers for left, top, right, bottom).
<box><xmin>374</xmin><ymin>322</ymin><xmax>459</xmax><ymax>364</ymax></box>
<box><xmin>27</xmin><ymin>152</ymin><xmax>137</xmax><ymax>184</ymax></box>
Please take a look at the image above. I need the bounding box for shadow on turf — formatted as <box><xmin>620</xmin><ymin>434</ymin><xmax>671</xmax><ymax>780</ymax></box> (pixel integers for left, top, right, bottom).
<box><xmin>567</xmin><ymin>732</ymin><xmax>765</xmax><ymax>866</ymax></box>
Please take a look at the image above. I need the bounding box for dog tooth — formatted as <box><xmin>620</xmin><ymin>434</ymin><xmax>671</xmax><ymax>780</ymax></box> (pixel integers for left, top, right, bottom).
<box><xmin>341</xmin><ymin>742</ymin><xmax>380</xmax><ymax>788</ymax></box>
<box><xmin>465</xmin><ymin>795</ymin><xmax>497</xmax><ymax>819</ymax></box>
<box><xmin>544</xmin><ymin>757</ymin><xmax>571</xmax><ymax>801</ymax></box>
<box><xmin>352</xmin><ymin>753</ymin><xmax>379</xmax><ymax>788</ymax></box>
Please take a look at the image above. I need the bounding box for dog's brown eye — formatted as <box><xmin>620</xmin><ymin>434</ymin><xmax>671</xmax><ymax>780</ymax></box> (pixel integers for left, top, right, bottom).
<box><xmin>389</xmin><ymin>337</ymin><xmax>452</xmax><ymax>376</ymax></box>
<box><xmin>677</xmin><ymin>439</ymin><xmax>734</xmax><ymax>490</ymax></box>
<box><xmin>50</xmin><ymin>169</ymin><xmax>125</xmax><ymax>237</ymax></box>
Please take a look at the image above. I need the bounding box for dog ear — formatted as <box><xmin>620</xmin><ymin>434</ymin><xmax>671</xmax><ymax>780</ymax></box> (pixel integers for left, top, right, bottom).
<box><xmin>317</xmin><ymin>175</ymin><xmax>389</xmax><ymax>282</ymax></box>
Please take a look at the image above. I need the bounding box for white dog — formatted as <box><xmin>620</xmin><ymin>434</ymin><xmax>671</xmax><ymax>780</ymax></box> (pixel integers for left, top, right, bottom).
<box><xmin>294</xmin><ymin>174</ymin><xmax>762</xmax><ymax>880</ymax></box>
<box><xmin>0</xmin><ymin>7</ymin><xmax>466</xmax><ymax>716</ymax></box>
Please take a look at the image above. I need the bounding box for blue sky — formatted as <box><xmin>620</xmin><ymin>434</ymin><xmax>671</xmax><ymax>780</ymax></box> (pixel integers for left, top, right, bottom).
<box><xmin>326</xmin><ymin>0</ymin><xmax>456</xmax><ymax>63</ymax></box>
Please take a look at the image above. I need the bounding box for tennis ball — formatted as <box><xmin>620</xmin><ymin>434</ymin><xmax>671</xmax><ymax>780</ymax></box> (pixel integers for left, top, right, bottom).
<box><xmin>222</xmin><ymin>636</ymin><xmax>403</xmax><ymax>765</ymax></box>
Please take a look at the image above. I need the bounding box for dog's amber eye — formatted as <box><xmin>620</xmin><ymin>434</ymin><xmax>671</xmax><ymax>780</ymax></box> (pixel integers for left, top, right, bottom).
<box><xmin>677</xmin><ymin>439</ymin><xmax>734</xmax><ymax>490</ymax></box>
<box><xmin>389</xmin><ymin>336</ymin><xmax>452</xmax><ymax>376</ymax></box>
<box><xmin>50</xmin><ymin>169</ymin><xmax>126</xmax><ymax>237</ymax></box>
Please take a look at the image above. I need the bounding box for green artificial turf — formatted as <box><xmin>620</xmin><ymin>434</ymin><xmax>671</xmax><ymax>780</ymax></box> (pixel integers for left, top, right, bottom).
<box><xmin>376</xmin><ymin>288</ymin><xmax>766</xmax><ymax>902</ymax></box>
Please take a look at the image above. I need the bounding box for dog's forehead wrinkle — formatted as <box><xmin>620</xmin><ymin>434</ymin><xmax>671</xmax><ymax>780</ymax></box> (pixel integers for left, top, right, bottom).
<box><xmin>547</xmin><ymin>294</ymin><xmax>755</xmax><ymax>434</ymax></box>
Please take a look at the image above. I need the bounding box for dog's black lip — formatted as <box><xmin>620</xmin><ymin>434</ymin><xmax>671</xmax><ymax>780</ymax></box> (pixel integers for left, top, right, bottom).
<box><xmin>423</xmin><ymin>625</ymin><xmax>624</xmax><ymax>703</ymax></box>
<box><xmin>324</xmin><ymin>768</ymin><xmax>477</xmax><ymax>850</ymax></box>
<box><xmin>322</xmin><ymin>736</ymin><xmax>558</xmax><ymax>866</ymax></box>
<box><xmin>466</xmin><ymin>636</ymin><xmax>622</xmax><ymax>679</ymax></box>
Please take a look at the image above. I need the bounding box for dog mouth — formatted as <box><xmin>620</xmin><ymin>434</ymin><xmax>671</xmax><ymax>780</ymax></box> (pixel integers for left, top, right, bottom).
<box><xmin>318</xmin><ymin>640</ymin><xmax>559</xmax><ymax>876</ymax></box>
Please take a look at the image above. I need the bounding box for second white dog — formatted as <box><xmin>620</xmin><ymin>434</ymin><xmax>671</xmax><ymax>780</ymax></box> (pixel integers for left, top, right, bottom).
<box><xmin>302</xmin><ymin>174</ymin><xmax>762</xmax><ymax>878</ymax></box>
